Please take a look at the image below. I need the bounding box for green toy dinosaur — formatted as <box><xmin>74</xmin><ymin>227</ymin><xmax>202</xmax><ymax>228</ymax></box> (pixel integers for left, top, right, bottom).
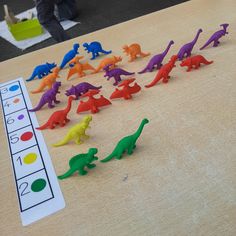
<box><xmin>58</xmin><ymin>148</ymin><xmax>98</xmax><ymax>179</ymax></box>
<box><xmin>101</xmin><ymin>118</ymin><xmax>149</xmax><ymax>162</ymax></box>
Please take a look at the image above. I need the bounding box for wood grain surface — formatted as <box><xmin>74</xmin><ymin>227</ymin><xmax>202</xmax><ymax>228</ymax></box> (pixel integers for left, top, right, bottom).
<box><xmin>0</xmin><ymin>0</ymin><xmax>235</xmax><ymax>235</ymax></box>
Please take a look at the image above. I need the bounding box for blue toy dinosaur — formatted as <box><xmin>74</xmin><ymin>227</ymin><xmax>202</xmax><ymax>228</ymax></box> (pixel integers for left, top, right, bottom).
<box><xmin>26</xmin><ymin>62</ymin><xmax>56</xmax><ymax>82</ymax></box>
<box><xmin>83</xmin><ymin>41</ymin><xmax>112</xmax><ymax>60</ymax></box>
<box><xmin>60</xmin><ymin>43</ymin><xmax>80</xmax><ymax>69</ymax></box>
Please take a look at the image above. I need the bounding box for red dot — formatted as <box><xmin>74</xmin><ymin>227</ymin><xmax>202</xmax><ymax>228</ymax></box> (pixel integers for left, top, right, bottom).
<box><xmin>20</xmin><ymin>132</ymin><xmax>33</xmax><ymax>141</ymax></box>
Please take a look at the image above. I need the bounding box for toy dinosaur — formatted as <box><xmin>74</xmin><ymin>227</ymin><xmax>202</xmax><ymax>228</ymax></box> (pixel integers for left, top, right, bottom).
<box><xmin>123</xmin><ymin>43</ymin><xmax>150</xmax><ymax>62</ymax></box>
<box><xmin>65</xmin><ymin>82</ymin><xmax>102</xmax><ymax>100</ymax></box>
<box><xmin>26</xmin><ymin>62</ymin><xmax>57</xmax><ymax>81</ymax></box>
<box><xmin>180</xmin><ymin>55</ymin><xmax>213</xmax><ymax>72</ymax></box>
<box><xmin>58</xmin><ymin>148</ymin><xmax>98</xmax><ymax>179</ymax></box>
<box><xmin>94</xmin><ymin>56</ymin><xmax>122</xmax><ymax>73</ymax></box>
<box><xmin>145</xmin><ymin>55</ymin><xmax>177</xmax><ymax>88</ymax></box>
<box><xmin>110</xmin><ymin>78</ymin><xmax>141</xmax><ymax>100</ymax></box>
<box><xmin>138</xmin><ymin>40</ymin><xmax>174</xmax><ymax>74</ymax></box>
<box><xmin>36</xmin><ymin>96</ymin><xmax>75</xmax><ymax>130</ymax></box>
<box><xmin>77</xmin><ymin>90</ymin><xmax>111</xmax><ymax>114</ymax></box>
<box><xmin>83</xmin><ymin>41</ymin><xmax>112</xmax><ymax>60</ymax></box>
<box><xmin>53</xmin><ymin>115</ymin><xmax>92</xmax><ymax>147</ymax></box>
<box><xmin>29</xmin><ymin>81</ymin><xmax>61</xmax><ymax>112</ymax></box>
<box><xmin>177</xmin><ymin>29</ymin><xmax>203</xmax><ymax>60</ymax></box>
<box><xmin>31</xmin><ymin>67</ymin><xmax>60</xmax><ymax>94</ymax></box>
<box><xmin>60</xmin><ymin>43</ymin><xmax>80</xmax><ymax>69</ymax></box>
<box><xmin>67</xmin><ymin>56</ymin><xmax>96</xmax><ymax>80</ymax></box>
<box><xmin>200</xmin><ymin>23</ymin><xmax>229</xmax><ymax>50</ymax></box>
<box><xmin>103</xmin><ymin>64</ymin><xmax>135</xmax><ymax>86</ymax></box>
<box><xmin>101</xmin><ymin>118</ymin><xmax>149</xmax><ymax>162</ymax></box>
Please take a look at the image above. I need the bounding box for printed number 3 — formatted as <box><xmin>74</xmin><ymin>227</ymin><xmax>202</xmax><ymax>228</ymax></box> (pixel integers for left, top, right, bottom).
<box><xmin>0</xmin><ymin>88</ymin><xmax>8</xmax><ymax>94</ymax></box>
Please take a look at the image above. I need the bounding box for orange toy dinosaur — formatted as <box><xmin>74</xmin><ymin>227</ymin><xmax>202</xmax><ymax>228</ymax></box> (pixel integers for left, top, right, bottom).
<box><xmin>36</xmin><ymin>96</ymin><xmax>75</xmax><ymax>130</ymax></box>
<box><xmin>94</xmin><ymin>56</ymin><xmax>122</xmax><ymax>73</ymax></box>
<box><xmin>31</xmin><ymin>67</ymin><xmax>60</xmax><ymax>94</ymax></box>
<box><xmin>67</xmin><ymin>56</ymin><xmax>96</xmax><ymax>80</ymax></box>
<box><xmin>145</xmin><ymin>55</ymin><xmax>177</xmax><ymax>88</ymax></box>
<box><xmin>123</xmin><ymin>43</ymin><xmax>150</xmax><ymax>62</ymax></box>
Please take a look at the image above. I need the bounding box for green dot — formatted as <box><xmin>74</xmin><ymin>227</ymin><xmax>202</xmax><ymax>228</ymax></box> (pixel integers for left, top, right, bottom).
<box><xmin>31</xmin><ymin>179</ymin><xmax>47</xmax><ymax>192</ymax></box>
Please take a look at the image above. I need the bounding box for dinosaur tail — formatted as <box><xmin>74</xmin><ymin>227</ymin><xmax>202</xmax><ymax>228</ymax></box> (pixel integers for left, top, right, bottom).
<box><xmin>101</xmin><ymin>49</ymin><xmax>112</xmax><ymax>55</ymax></box>
<box><xmin>36</xmin><ymin>120</ymin><xmax>50</xmax><ymax>130</ymax></box>
<box><xmin>123</xmin><ymin>71</ymin><xmax>135</xmax><ymax>76</ymax></box>
<box><xmin>138</xmin><ymin>65</ymin><xmax>149</xmax><ymax>74</ymax></box>
<box><xmin>100</xmin><ymin>152</ymin><xmax>116</xmax><ymax>163</ymax></box>
<box><xmin>53</xmin><ymin>134</ymin><xmax>71</xmax><ymax>147</ymax></box>
<box><xmin>28</xmin><ymin>100</ymin><xmax>44</xmax><ymax>112</ymax></box>
<box><xmin>200</xmin><ymin>38</ymin><xmax>212</xmax><ymax>50</ymax></box>
<box><xmin>58</xmin><ymin>168</ymin><xmax>75</xmax><ymax>180</ymax></box>
<box><xmin>67</xmin><ymin>67</ymin><xmax>77</xmax><ymax>80</ymax></box>
<box><xmin>31</xmin><ymin>84</ymin><xmax>45</xmax><ymax>94</ymax></box>
<box><xmin>202</xmin><ymin>58</ymin><xmax>213</xmax><ymax>65</ymax></box>
<box><xmin>140</xmin><ymin>52</ymin><xmax>150</xmax><ymax>57</ymax></box>
<box><xmin>145</xmin><ymin>75</ymin><xmax>161</xmax><ymax>88</ymax></box>
<box><xmin>26</xmin><ymin>73</ymin><xmax>35</xmax><ymax>82</ymax></box>
<box><xmin>90</xmin><ymin>85</ymin><xmax>102</xmax><ymax>90</ymax></box>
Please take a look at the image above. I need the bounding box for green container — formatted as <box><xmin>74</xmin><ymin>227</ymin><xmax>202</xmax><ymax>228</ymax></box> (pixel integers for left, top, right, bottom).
<box><xmin>8</xmin><ymin>19</ymin><xmax>43</xmax><ymax>41</ymax></box>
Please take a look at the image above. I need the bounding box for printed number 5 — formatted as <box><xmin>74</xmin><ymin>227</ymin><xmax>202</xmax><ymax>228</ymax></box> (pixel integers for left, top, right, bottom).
<box><xmin>10</xmin><ymin>134</ymin><xmax>19</xmax><ymax>144</ymax></box>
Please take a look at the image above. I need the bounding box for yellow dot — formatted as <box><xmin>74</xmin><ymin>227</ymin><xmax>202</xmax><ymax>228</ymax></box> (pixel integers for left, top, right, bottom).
<box><xmin>23</xmin><ymin>153</ymin><xmax>37</xmax><ymax>164</ymax></box>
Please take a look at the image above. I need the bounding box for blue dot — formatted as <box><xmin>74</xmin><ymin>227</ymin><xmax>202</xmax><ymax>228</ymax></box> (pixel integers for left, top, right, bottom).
<box><xmin>9</xmin><ymin>85</ymin><xmax>19</xmax><ymax>92</ymax></box>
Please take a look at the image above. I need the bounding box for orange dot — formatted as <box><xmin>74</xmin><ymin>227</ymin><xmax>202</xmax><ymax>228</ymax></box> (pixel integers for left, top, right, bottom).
<box><xmin>13</xmin><ymin>98</ymin><xmax>20</xmax><ymax>103</ymax></box>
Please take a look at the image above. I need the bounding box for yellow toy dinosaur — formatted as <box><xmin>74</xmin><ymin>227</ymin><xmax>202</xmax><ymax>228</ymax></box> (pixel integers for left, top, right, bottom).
<box><xmin>31</xmin><ymin>67</ymin><xmax>60</xmax><ymax>94</ymax></box>
<box><xmin>94</xmin><ymin>56</ymin><xmax>122</xmax><ymax>73</ymax></box>
<box><xmin>53</xmin><ymin>115</ymin><xmax>92</xmax><ymax>147</ymax></box>
<box><xmin>67</xmin><ymin>56</ymin><xmax>96</xmax><ymax>80</ymax></box>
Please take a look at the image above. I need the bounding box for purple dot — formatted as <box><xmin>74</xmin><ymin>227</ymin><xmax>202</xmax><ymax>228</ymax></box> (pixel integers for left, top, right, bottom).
<box><xmin>18</xmin><ymin>114</ymin><xmax>24</xmax><ymax>120</ymax></box>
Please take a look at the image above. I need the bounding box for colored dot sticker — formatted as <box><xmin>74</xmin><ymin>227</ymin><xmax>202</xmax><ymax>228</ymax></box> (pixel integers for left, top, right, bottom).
<box><xmin>9</xmin><ymin>85</ymin><xmax>19</xmax><ymax>92</ymax></box>
<box><xmin>23</xmin><ymin>153</ymin><xmax>37</xmax><ymax>164</ymax></box>
<box><xmin>20</xmin><ymin>131</ymin><xmax>33</xmax><ymax>141</ymax></box>
<box><xmin>13</xmin><ymin>98</ymin><xmax>20</xmax><ymax>103</ymax></box>
<box><xmin>18</xmin><ymin>114</ymin><xmax>24</xmax><ymax>120</ymax></box>
<box><xmin>31</xmin><ymin>179</ymin><xmax>47</xmax><ymax>192</ymax></box>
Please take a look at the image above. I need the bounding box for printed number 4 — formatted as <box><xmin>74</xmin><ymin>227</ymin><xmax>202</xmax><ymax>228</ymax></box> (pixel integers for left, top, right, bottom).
<box><xmin>4</xmin><ymin>101</ymin><xmax>10</xmax><ymax>107</ymax></box>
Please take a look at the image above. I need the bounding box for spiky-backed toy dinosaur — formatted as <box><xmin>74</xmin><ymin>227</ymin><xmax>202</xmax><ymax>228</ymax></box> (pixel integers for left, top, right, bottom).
<box><xmin>177</xmin><ymin>29</ymin><xmax>203</xmax><ymax>60</ymax></box>
<box><xmin>145</xmin><ymin>55</ymin><xmax>177</xmax><ymax>88</ymax></box>
<box><xmin>67</xmin><ymin>56</ymin><xmax>96</xmax><ymax>80</ymax></box>
<box><xmin>103</xmin><ymin>64</ymin><xmax>135</xmax><ymax>86</ymax></box>
<box><xmin>83</xmin><ymin>41</ymin><xmax>112</xmax><ymax>60</ymax></box>
<box><xmin>58</xmin><ymin>148</ymin><xmax>98</xmax><ymax>179</ymax></box>
<box><xmin>29</xmin><ymin>81</ymin><xmax>61</xmax><ymax>112</ymax></box>
<box><xmin>36</xmin><ymin>96</ymin><xmax>75</xmax><ymax>130</ymax></box>
<box><xmin>53</xmin><ymin>115</ymin><xmax>92</xmax><ymax>147</ymax></box>
<box><xmin>123</xmin><ymin>43</ymin><xmax>150</xmax><ymax>62</ymax></box>
<box><xmin>31</xmin><ymin>67</ymin><xmax>60</xmax><ymax>94</ymax></box>
<box><xmin>180</xmin><ymin>55</ymin><xmax>213</xmax><ymax>72</ymax></box>
<box><xmin>94</xmin><ymin>56</ymin><xmax>122</xmax><ymax>73</ymax></box>
<box><xmin>65</xmin><ymin>82</ymin><xmax>102</xmax><ymax>100</ymax></box>
<box><xmin>26</xmin><ymin>62</ymin><xmax>56</xmax><ymax>81</ymax></box>
<box><xmin>101</xmin><ymin>118</ymin><xmax>149</xmax><ymax>162</ymax></box>
<box><xmin>138</xmin><ymin>40</ymin><xmax>174</xmax><ymax>74</ymax></box>
<box><xmin>200</xmin><ymin>23</ymin><xmax>229</xmax><ymax>50</ymax></box>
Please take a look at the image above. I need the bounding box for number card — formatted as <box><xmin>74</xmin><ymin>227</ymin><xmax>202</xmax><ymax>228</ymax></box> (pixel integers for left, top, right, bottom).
<box><xmin>0</xmin><ymin>78</ymin><xmax>65</xmax><ymax>226</ymax></box>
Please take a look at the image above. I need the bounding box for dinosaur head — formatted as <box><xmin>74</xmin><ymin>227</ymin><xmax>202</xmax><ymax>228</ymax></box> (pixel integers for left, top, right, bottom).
<box><xmin>46</xmin><ymin>62</ymin><xmax>57</xmax><ymax>69</ymax></box>
<box><xmin>103</xmin><ymin>64</ymin><xmax>112</xmax><ymax>72</ymax></box>
<box><xmin>220</xmin><ymin>23</ymin><xmax>229</xmax><ymax>33</ymax></box>
<box><xmin>73</xmin><ymin>43</ymin><xmax>80</xmax><ymax>52</ymax></box>
<box><xmin>82</xmin><ymin>115</ymin><xmax>92</xmax><ymax>124</ymax></box>
<box><xmin>170</xmin><ymin>55</ymin><xmax>178</xmax><ymax>63</ymax></box>
<box><xmin>114</xmin><ymin>56</ymin><xmax>122</xmax><ymax>62</ymax></box>
<box><xmin>169</xmin><ymin>40</ymin><xmax>174</xmax><ymax>45</ymax></box>
<box><xmin>142</xmin><ymin>118</ymin><xmax>149</xmax><ymax>125</ymax></box>
<box><xmin>180</xmin><ymin>59</ymin><xmax>189</xmax><ymax>67</ymax></box>
<box><xmin>88</xmin><ymin>148</ymin><xmax>98</xmax><ymax>159</ymax></box>
<box><xmin>122</xmin><ymin>45</ymin><xmax>129</xmax><ymax>54</ymax></box>
<box><xmin>53</xmin><ymin>81</ymin><xmax>62</xmax><ymax>90</ymax></box>
<box><xmin>65</xmin><ymin>85</ymin><xmax>75</xmax><ymax>96</ymax></box>
<box><xmin>83</xmin><ymin>43</ymin><xmax>89</xmax><ymax>48</ymax></box>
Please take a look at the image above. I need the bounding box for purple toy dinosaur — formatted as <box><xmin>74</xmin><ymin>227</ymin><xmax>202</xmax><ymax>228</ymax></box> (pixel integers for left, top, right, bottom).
<box><xmin>177</xmin><ymin>29</ymin><xmax>203</xmax><ymax>60</ymax></box>
<box><xmin>29</xmin><ymin>82</ymin><xmax>61</xmax><ymax>112</ymax></box>
<box><xmin>103</xmin><ymin>64</ymin><xmax>135</xmax><ymax>86</ymax></box>
<box><xmin>138</xmin><ymin>40</ymin><xmax>174</xmax><ymax>74</ymax></box>
<box><xmin>65</xmin><ymin>82</ymin><xmax>102</xmax><ymax>100</ymax></box>
<box><xmin>200</xmin><ymin>24</ymin><xmax>229</xmax><ymax>50</ymax></box>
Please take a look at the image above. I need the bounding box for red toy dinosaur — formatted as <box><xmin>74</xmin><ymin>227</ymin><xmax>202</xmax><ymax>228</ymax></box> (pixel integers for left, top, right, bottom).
<box><xmin>145</xmin><ymin>55</ymin><xmax>178</xmax><ymax>88</ymax></box>
<box><xmin>77</xmin><ymin>90</ymin><xmax>111</xmax><ymax>114</ymax></box>
<box><xmin>180</xmin><ymin>55</ymin><xmax>213</xmax><ymax>72</ymax></box>
<box><xmin>110</xmin><ymin>78</ymin><xmax>141</xmax><ymax>100</ymax></box>
<box><xmin>36</xmin><ymin>96</ymin><xmax>75</xmax><ymax>130</ymax></box>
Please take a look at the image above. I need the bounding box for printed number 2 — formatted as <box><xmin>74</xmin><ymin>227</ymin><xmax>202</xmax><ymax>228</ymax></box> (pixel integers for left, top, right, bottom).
<box><xmin>10</xmin><ymin>134</ymin><xmax>19</xmax><ymax>144</ymax></box>
<box><xmin>19</xmin><ymin>182</ymin><xmax>30</xmax><ymax>196</ymax></box>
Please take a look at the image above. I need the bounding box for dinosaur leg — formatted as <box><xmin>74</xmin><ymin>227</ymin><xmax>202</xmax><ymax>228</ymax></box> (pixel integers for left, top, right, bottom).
<box><xmin>162</xmin><ymin>75</ymin><xmax>169</xmax><ymax>83</ymax></box>
<box><xmin>78</xmin><ymin>168</ymin><xmax>88</xmax><ymax>175</ymax></box>
<box><xmin>194</xmin><ymin>63</ymin><xmax>200</xmax><ymax>70</ymax></box>
<box><xmin>91</xmin><ymin>52</ymin><xmax>96</xmax><ymax>60</ymax></box>
<box><xmin>213</xmin><ymin>40</ymin><xmax>219</xmax><ymax>47</ymax></box>
<box><xmin>87</xmin><ymin>163</ymin><xmax>96</xmax><ymax>169</ymax></box>
<box><xmin>113</xmin><ymin>76</ymin><xmax>121</xmax><ymax>86</ymax></box>
<box><xmin>75</xmin><ymin>137</ymin><xmax>83</xmax><ymax>144</ymax></box>
<box><xmin>48</xmin><ymin>101</ymin><xmax>55</xmax><ymax>108</ymax></box>
<box><xmin>127</xmin><ymin>146</ymin><xmax>134</xmax><ymax>155</ymax></box>
<box><xmin>54</xmin><ymin>97</ymin><xmax>60</xmax><ymax>104</ymax></box>
<box><xmin>187</xmin><ymin>66</ymin><xmax>192</xmax><ymax>72</ymax></box>
<box><xmin>115</xmin><ymin>150</ymin><xmax>124</xmax><ymax>160</ymax></box>
<box><xmin>82</xmin><ymin>134</ymin><xmax>90</xmax><ymax>139</ymax></box>
<box><xmin>65</xmin><ymin>118</ymin><xmax>70</xmax><ymax>122</ymax></box>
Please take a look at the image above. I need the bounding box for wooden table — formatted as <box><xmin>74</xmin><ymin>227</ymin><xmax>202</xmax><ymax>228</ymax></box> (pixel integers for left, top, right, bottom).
<box><xmin>0</xmin><ymin>0</ymin><xmax>235</xmax><ymax>235</ymax></box>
